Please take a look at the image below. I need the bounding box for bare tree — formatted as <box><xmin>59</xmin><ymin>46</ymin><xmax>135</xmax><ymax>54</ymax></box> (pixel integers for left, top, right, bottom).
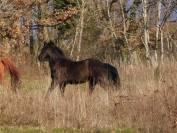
<box><xmin>142</xmin><ymin>0</ymin><xmax>150</xmax><ymax>59</ymax></box>
<box><xmin>77</xmin><ymin>0</ymin><xmax>85</xmax><ymax>60</ymax></box>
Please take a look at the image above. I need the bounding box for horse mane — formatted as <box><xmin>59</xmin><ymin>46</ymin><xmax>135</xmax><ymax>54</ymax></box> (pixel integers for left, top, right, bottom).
<box><xmin>47</xmin><ymin>41</ymin><xmax>66</xmax><ymax>57</ymax></box>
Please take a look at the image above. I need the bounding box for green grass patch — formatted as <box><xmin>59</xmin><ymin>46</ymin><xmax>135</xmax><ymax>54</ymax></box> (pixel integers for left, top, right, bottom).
<box><xmin>52</xmin><ymin>128</ymin><xmax>80</xmax><ymax>133</ymax></box>
<box><xmin>0</xmin><ymin>128</ymin><xmax>46</xmax><ymax>133</ymax></box>
<box><xmin>19</xmin><ymin>79</ymin><xmax>47</xmax><ymax>92</ymax></box>
<box><xmin>0</xmin><ymin>127</ymin><xmax>135</xmax><ymax>133</ymax></box>
<box><xmin>115</xmin><ymin>128</ymin><xmax>135</xmax><ymax>133</ymax></box>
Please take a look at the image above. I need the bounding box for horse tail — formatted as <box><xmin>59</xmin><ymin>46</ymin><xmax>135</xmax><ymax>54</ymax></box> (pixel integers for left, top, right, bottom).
<box><xmin>1</xmin><ymin>58</ymin><xmax>20</xmax><ymax>91</ymax></box>
<box><xmin>107</xmin><ymin>65</ymin><xmax>121</xmax><ymax>89</ymax></box>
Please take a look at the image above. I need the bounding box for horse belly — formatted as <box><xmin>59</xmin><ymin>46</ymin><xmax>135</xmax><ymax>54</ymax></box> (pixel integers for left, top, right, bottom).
<box><xmin>56</xmin><ymin>62</ymin><xmax>90</xmax><ymax>84</ymax></box>
<box><xmin>67</xmin><ymin>67</ymin><xmax>89</xmax><ymax>84</ymax></box>
<box><xmin>70</xmin><ymin>71</ymin><xmax>88</xmax><ymax>83</ymax></box>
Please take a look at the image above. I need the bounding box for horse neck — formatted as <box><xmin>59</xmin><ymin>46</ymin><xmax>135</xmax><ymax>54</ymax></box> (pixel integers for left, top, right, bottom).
<box><xmin>48</xmin><ymin>54</ymin><xmax>64</xmax><ymax>64</ymax></box>
<box><xmin>48</xmin><ymin>51</ymin><xmax>72</xmax><ymax>66</ymax></box>
<box><xmin>48</xmin><ymin>57</ymin><xmax>58</xmax><ymax>73</ymax></box>
<box><xmin>48</xmin><ymin>55</ymin><xmax>59</xmax><ymax>64</ymax></box>
<box><xmin>55</xmin><ymin>52</ymin><xmax>72</xmax><ymax>61</ymax></box>
<box><xmin>49</xmin><ymin>51</ymin><xmax>63</xmax><ymax>59</ymax></box>
<box><xmin>51</xmin><ymin>48</ymin><xmax>72</xmax><ymax>61</ymax></box>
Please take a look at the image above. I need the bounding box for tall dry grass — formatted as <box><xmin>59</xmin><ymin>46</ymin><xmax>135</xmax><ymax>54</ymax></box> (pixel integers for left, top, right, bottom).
<box><xmin>0</xmin><ymin>60</ymin><xmax>176</xmax><ymax>133</ymax></box>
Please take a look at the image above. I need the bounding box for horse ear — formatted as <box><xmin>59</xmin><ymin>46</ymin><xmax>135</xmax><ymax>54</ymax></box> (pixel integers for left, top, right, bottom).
<box><xmin>44</xmin><ymin>41</ymin><xmax>48</xmax><ymax>46</ymax></box>
<box><xmin>49</xmin><ymin>40</ymin><xmax>54</xmax><ymax>45</ymax></box>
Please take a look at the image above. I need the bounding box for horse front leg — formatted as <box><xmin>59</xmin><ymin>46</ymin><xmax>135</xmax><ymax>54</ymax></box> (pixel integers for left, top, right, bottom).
<box><xmin>59</xmin><ymin>83</ymin><xmax>66</xmax><ymax>97</ymax></box>
<box><xmin>11</xmin><ymin>78</ymin><xmax>18</xmax><ymax>93</ymax></box>
<box><xmin>45</xmin><ymin>79</ymin><xmax>58</xmax><ymax>99</ymax></box>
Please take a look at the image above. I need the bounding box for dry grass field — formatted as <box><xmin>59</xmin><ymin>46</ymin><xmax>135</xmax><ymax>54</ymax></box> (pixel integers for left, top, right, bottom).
<box><xmin>0</xmin><ymin>60</ymin><xmax>176</xmax><ymax>133</ymax></box>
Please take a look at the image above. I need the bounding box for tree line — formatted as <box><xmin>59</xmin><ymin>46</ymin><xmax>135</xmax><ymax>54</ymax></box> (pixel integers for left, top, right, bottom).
<box><xmin>0</xmin><ymin>0</ymin><xmax>177</xmax><ymax>65</ymax></box>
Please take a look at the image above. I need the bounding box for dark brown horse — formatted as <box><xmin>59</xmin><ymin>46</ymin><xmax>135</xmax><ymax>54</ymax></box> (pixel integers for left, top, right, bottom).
<box><xmin>38</xmin><ymin>41</ymin><xmax>120</xmax><ymax>97</ymax></box>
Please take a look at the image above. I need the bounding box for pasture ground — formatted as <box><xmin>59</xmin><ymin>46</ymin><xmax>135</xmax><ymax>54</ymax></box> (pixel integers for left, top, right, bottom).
<box><xmin>0</xmin><ymin>60</ymin><xmax>176</xmax><ymax>133</ymax></box>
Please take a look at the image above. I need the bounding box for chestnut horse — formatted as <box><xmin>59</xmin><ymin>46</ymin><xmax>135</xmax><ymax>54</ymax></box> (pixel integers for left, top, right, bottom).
<box><xmin>0</xmin><ymin>58</ymin><xmax>20</xmax><ymax>92</ymax></box>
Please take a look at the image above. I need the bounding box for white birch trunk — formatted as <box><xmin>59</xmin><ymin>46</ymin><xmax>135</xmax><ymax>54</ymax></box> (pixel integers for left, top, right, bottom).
<box><xmin>160</xmin><ymin>30</ymin><xmax>164</xmax><ymax>63</ymax></box>
<box><xmin>120</xmin><ymin>0</ymin><xmax>128</xmax><ymax>43</ymax></box>
<box><xmin>155</xmin><ymin>0</ymin><xmax>162</xmax><ymax>63</ymax></box>
<box><xmin>77</xmin><ymin>0</ymin><xmax>85</xmax><ymax>60</ymax></box>
<box><xmin>142</xmin><ymin>0</ymin><xmax>150</xmax><ymax>59</ymax></box>
<box><xmin>106</xmin><ymin>0</ymin><xmax>117</xmax><ymax>39</ymax></box>
<box><xmin>70</xmin><ymin>26</ymin><xmax>79</xmax><ymax>57</ymax></box>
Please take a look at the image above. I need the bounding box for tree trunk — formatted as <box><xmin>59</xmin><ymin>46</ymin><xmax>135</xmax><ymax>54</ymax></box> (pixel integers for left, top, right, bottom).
<box><xmin>142</xmin><ymin>0</ymin><xmax>150</xmax><ymax>59</ymax></box>
<box><xmin>120</xmin><ymin>0</ymin><xmax>128</xmax><ymax>43</ymax></box>
<box><xmin>155</xmin><ymin>0</ymin><xmax>162</xmax><ymax>63</ymax></box>
<box><xmin>106</xmin><ymin>0</ymin><xmax>117</xmax><ymax>39</ymax></box>
<box><xmin>160</xmin><ymin>29</ymin><xmax>164</xmax><ymax>63</ymax></box>
<box><xmin>77</xmin><ymin>0</ymin><xmax>85</xmax><ymax>60</ymax></box>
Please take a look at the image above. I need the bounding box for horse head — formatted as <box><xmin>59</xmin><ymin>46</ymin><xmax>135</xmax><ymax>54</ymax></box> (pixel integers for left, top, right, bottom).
<box><xmin>38</xmin><ymin>41</ymin><xmax>66</xmax><ymax>62</ymax></box>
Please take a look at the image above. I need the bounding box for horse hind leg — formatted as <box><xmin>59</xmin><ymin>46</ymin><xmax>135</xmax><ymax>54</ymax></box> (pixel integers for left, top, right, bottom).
<box><xmin>99</xmin><ymin>80</ymin><xmax>108</xmax><ymax>91</ymax></box>
<box><xmin>88</xmin><ymin>78</ymin><xmax>97</xmax><ymax>95</ymax></box>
